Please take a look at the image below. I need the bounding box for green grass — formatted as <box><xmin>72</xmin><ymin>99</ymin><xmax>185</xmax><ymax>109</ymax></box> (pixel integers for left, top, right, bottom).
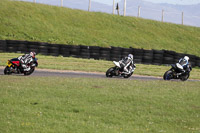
<box><xmin>0</xmin><ymin>0</ymin><xmax>200</xmax><ymax>56</ymax></box>
<box><xmin>1</xmin><ymin>53</ymin><xmax>200</xmax><ymax>79</ymax></box>
<box><xmin>0</xmin><ymin>76</ymin><xmax>200</xmax><ymax>133</ymax></box>
<box><xmin>1</xmin><ymin>1</ymin><xmax>200</xmax><ymax>132</ymax></box>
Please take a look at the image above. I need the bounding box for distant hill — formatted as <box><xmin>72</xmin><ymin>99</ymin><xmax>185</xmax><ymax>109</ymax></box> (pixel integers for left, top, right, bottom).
<box><xmin>20</xmin><ymin>0</ymin><xmax>200</xmax><ymax>27</ymax></box>
<box><xmin>1</xmin><ymin>0</ymin><xmax>200</xmax><ymax>56</ymax></box>
<box><xmin>20</xmin><ymin>0</ymin><xmax>113</xmax><ymax>13</ymax></box>
<box><xmin>118</xmin><ymin>0</ymin><xmax>200</xmax><ymax>27</ymax></box>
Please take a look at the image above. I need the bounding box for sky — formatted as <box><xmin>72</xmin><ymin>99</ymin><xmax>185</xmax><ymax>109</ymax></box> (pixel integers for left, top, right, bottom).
<box><xmin>93</xmin><ymin>0</ymin><xmax>200</xmax><ymax>5</ymax></box>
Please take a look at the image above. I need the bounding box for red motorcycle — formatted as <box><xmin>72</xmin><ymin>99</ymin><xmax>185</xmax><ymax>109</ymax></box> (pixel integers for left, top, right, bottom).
<box><xmin>4</xmin><ymin>58</ymin><xmax>38</xmax><ymax>76</ymax></box>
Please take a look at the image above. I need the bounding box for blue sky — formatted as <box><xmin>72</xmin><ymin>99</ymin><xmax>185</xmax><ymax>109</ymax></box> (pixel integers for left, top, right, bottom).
<box><xmin>93</xmin><ymin>0</ymin><xmax>200</xmax><ymax>5</ymax></box>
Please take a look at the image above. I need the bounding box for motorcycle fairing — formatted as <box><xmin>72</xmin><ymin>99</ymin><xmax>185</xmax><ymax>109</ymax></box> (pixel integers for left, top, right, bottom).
<box><xmin>10</xmin><ymin>58</ymin><xmax>20</xmax><ymax>66</ymax></box>
<box><xmin>113</xmin><ymin>61</ymin><xmax>121</xmax><ymax>68</ymax></box>
<box><xmin>176</xmin><ymin>63</ymin><xmax>183</xmax><ymax>70</ymax></box>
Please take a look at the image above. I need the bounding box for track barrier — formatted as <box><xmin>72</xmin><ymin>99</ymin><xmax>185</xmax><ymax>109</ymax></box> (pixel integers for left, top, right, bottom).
<box><xmin>0</xmin><ymin>40</ymin><xmax>200</xmax><ymax>67</ymax></box>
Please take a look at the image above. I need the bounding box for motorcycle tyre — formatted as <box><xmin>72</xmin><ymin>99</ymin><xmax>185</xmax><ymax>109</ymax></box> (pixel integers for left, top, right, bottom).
<box><xmin>106</xmin><ymin>67</ymin><xmax>115</xmax><ymax>78</ymax></box>
<box><xmin>123</xmin><ymin>72</ymin><xmax>133</xmax><ymax>78</ymax></box>
<box><xmin>24</xmin><ymin>67</ymin><xmax>35</xmax><ymax>76</ymax></box>
<box><xmin>163</xmin><ymin>70</ymin><xmax>173</xmax><ymax>80</ymax></box>
<box><xmin>180</xmin><ymin>73</ymin><xmax>190</xmax><ymax>81</ymax></box>
<box><xmin>4</xmin><ymin>66</ymin><xmax>12</xmax><ymax>75</ymax></box>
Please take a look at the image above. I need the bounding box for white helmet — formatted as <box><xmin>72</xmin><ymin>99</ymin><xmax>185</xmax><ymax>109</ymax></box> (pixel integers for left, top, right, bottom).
<box><xmin>184</xmin><ymin>56</ymin><xmax>189</xmax><ymax>61</ymax></box>
<box><xmin>30</xmin><ymin>51</ymin><xmax>36</xmax><ymax>58</ymax></box>
<box><xmin>128</xmin><ymin>54</ymin><xmax>133</xmax><ymax>60</ymax></box>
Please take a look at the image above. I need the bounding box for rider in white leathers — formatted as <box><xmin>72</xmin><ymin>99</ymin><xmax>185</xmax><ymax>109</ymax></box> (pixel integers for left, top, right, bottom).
<box><xmin>119</xmin><ymin>54</ymin><xmax>136</xmax><ymax>74</ymax></box>
<box><xmin>18</xmin><ymin>52</ymin><xmax>36</xmax><ymax>71</ymax></box>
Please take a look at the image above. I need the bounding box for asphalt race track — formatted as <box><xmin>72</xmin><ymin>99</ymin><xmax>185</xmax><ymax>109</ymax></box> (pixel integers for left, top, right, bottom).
<box><xmin>0</xmin><ymin>68</ymin><xmax>199</xmax><ymax>82</ymax></box>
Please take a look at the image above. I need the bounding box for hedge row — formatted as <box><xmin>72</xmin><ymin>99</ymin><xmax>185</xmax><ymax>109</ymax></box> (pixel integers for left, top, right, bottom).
<box><xmin>0</xmin><ymin>40</ymin><xmax>200</xmax><ymax>67</ymax></box>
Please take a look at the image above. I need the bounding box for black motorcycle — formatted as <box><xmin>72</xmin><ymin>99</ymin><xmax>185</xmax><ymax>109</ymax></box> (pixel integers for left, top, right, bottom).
<box><xmin>163</xmin><ymin>63</ymin><xmax>190</xmax><ymax>81</ymax></box>
<box><xmin>106</xmin><ymin>61</ymin><xmax>135</xmax><ymax>78</ymax></box>
<box><xmin>4</xmin><ymin>58</ymin><xmax>38</xmax><ymax>76</ymax></box>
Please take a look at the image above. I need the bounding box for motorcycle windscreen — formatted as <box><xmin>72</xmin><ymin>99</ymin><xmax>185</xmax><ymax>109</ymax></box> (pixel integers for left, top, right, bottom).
<box><xmin>113</xmin><ymin>61</ymin><xmax>121</xmax><ymax>68</ymax></box>
<box><xmin>179</xmin><ymin>59</ymin><xmax>187</xmax><ymax>66</ymax></box>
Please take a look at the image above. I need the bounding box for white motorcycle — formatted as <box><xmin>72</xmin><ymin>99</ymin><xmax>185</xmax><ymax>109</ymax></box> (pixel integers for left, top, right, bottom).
<box><xmin>106</xmin><ymin>61</ymin><xmax>135</xmax><ymax>78</ymax></box>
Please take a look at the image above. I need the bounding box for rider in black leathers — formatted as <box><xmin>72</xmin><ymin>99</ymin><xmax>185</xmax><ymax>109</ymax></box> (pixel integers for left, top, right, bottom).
<box><xmin>178</xmin><ymin>56</ymin><xmax>192</xmax><ymax>74</ymax></box>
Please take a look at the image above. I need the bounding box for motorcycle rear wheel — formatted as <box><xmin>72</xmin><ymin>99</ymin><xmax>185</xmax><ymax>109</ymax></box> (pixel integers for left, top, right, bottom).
<box><xmin>163</xmin><ymin>70</ymin><xmax>173</xmax><ymax>80</ymax></box>
<box><xmin>180</xmin><ymin>73</ymin><xmax>190</xmax><ymax>81</ymax></box>
<box><xmin>123</xmin><ymin>72</ymin><xmax>133</xmax><ymax>78</ymax></box>
<box><xmin>24</xmin><ymin>68</ymin><xmax>35</xmax><ymax>76</ymax></box>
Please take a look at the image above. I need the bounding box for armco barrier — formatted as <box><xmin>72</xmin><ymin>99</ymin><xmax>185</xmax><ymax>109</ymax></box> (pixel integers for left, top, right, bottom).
<box><xmin>0</xmin><ymin>40</ymin><xmax>200</xmax><ymax>67</ymax></box>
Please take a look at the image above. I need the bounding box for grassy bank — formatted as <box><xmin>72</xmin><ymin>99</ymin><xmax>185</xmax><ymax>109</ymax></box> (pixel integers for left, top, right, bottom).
<box><xmin>0</xmin><ymin>53</ymin><xmax>200</xmax><ymax>79</ymax></box>
<box><xmin>0</xmin><ymin>0</ymin><xmax>200</xmax><ymax>56</ymax></box>
<box><xmin>0</xmin><ymin>76</ymin><xmax>200</xmax><ymax>133</ymax></box>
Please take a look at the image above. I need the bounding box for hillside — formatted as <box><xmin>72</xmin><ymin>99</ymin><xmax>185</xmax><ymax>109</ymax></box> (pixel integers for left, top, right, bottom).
<box><xmin>20</xmin><ymin>0</ymin><xmax>200</xmax><ymax>27</ymax></box>
<box><xmin>0</xmin><ymin>0</ymin><xmax>200</xmax><ymax>56</ymax></box>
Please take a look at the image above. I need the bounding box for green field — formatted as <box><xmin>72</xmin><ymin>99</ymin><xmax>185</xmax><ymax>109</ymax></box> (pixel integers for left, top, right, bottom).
<box><xmin>1</xmin><ymin>0</ymin><xmax>200</xmax><ymax>132</ymax></box>
<box><xmin>0</xmin><ymin>0</ymin><xmax>200</xmax><ymax>56</ymax></box>
<box><xmin>1</xmin><ymin>53</ymin><xmax>200</xmax><ymax>79</ymax></box>
<box><xmin>0</xmin><ymin>76</ymin><xmax>200</xmax><ymax>133</ymax></box>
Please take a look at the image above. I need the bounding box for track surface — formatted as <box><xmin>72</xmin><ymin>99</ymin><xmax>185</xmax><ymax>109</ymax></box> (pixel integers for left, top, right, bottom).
<box><xmin>0</xmin><ymin>68</ymin><xmax>199</xmax><ymax>82</ymax></box>
<box><xmin>0</xmin><ymin>68</ymin><xmax>162</xmax><ymax>80</ymax></box>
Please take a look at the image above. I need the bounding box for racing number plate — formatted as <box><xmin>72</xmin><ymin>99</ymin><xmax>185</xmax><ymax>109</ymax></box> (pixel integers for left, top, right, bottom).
<box><xmin>7</xmin><ymin>61</ymin><xmax>12</xmax><ymax>67</ymax></box>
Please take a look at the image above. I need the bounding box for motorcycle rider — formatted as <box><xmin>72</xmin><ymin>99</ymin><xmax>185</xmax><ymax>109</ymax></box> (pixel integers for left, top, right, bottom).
<box><xmin>178</xmin><ymin>56</ymin><xmax>192</xmax><ymax>73</ymax></box>
<box><xmin>18</xmin><ymin>51</ymin><xmax>36</xmax><ymax>71</ymax></box>
<box><xmin>119</xmin><ymin>54</ymin><xmax>136</xmax><ymax>74</ymax></box>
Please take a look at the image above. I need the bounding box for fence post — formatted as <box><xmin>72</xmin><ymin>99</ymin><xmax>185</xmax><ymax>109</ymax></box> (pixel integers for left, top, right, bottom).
<box><xmin>116</xmin><ymin>3</ymin><xmax>119</xmax><ymax>15</ymax></box>
<box><xmin>113</xmin><ymin>0</ymin><xmax>115</xmax><ymax>15</ymax></box>
<box><xmin>124</xmin><ymin>0</ymin><xmax>126</xmax><ymax>16</ymax></box>
<box><xmin>182</xmin><ymin>12</ymin><xmax>184</xmax><ymax>25</ymax></box>
<box><xmin>61</xmin><ymin>0</ymin><xmax>63</xmax><ymax>7</ymax></box>
<box><xmin>88</xmin><ymin>0</ymin><xmax>91</xmax><ymax>12</ymax></box>
<box><xmin>138</xmin><ymin>6</ymin><xmax>141</xmax><ymax>17</ymax></box>
<box><xmin>162</xmin><ymin>10</ymin><xmax>164</xmax><ymax>22</ymax></box>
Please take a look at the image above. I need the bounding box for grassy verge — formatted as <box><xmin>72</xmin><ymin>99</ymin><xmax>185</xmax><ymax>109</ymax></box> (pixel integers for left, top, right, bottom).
<box><xmin>0</xmin><ymin>0</ymin><xmax>200</xmax><ymax>56</ymax></box>
<box><xmin>0</xmin><ymin>53</ymin><xmax>200</xmax><ymax>79</ymax></box>
<box><xmin>0</xmin><ymin>76</ymin><xmax>200</xmax><ymax>133</ymax></box>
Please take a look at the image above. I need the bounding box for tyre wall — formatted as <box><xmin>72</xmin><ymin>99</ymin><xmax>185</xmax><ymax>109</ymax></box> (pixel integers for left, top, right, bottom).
<box><xmin>0</xmin><ymin>40</ymin><xmax>200</xmax><ymax>67</ymax></box>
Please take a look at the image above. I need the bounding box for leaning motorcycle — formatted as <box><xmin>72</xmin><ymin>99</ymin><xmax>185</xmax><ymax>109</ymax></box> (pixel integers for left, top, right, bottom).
<box><xmin>106</xmin><ymin>61</ymin><xmax>135</xmax><ymax>78</ymax></box>
<box><xmin>163</xmin><ymin>63</ymin><xmax>190</xmax><ymax>81</ymax></box>
<box><xmin>4</xmin><ymin>58</ymin><xmax>38</xmax><ymax>76</ymax></box>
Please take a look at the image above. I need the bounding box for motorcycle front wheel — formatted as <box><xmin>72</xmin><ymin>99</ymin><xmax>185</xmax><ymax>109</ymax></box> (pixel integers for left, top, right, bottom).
<box><xmin>106</xmin><ymin>67</ymin><xmax>115</xmax><ymax>77</ymax></box>
<box><xmin>163</xmin><ymin>70</ymin><xmax>173</xmax><ymax>80</ymax></box>
<box><xmin>4</xmin><ymin>66</ymin><xmax>12</xmax><ymax>75</ymax></box>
